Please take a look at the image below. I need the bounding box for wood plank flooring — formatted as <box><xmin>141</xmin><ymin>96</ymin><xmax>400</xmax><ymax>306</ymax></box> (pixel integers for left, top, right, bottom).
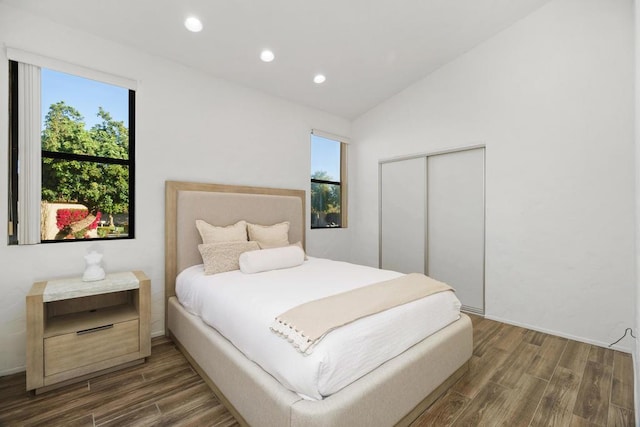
<box><xmin>0</xmin><ymin>336</ymin><xmax>237</xmax><ymax>427</ymax></box>
<box><xmin>0</xmin><ymin>315</ymin><xmax>634</xmax><ymax>426</ymax></box>
<box><xmin>414</xmin><ymin>315</ymin><xmax>635</xmax><ymax>427</ymax></box>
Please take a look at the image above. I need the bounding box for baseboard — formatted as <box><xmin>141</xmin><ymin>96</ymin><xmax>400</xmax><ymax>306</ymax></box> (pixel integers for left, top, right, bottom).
<box><xmin>461</xmin><ymin>306</ymin><xmax>484</xmax><ymax>316</ymax></box>
<box><xmin>151</xmin><ymin>330</ymin><xmax>165</xmax><ymax>338</ymax></box>
<box><xmin>483</xmin><ymin>314</ymin><xmax>632</xmax><ymax>354</ymax></box>
<box><xmin>0</xmin><ymin>365</ymin><xmax>25</xmax><ymax>377</ymax></box>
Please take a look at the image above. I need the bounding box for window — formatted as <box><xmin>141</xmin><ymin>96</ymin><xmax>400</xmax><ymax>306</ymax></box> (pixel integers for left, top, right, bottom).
<box><xmin>8</xmin><ymin>54</ymin><xmax>135</xmax><ymax>244</ymax></box>
<box><xmin>310</xmin><ymin>131</ymin><xmax>347</xmax><ymax>228</ymax></box>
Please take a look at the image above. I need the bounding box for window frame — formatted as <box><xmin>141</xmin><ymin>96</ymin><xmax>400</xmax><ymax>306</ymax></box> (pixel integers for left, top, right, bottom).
<box><xmin>310</xmin><ymin>133</ymin><xmax>348</xmax><ymax>229</ymax></box>
<box><xmin>8</xmin><ymin>60</ymin><xmax>136</xmax><ymax>244</ymax></box>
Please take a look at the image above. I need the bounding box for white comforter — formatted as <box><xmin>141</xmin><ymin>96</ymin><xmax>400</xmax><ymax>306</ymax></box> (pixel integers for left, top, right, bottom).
<box><xmin>176</xmin><ymin>257</ymin><xmax>461</xmax><ymax>400</ymax></box>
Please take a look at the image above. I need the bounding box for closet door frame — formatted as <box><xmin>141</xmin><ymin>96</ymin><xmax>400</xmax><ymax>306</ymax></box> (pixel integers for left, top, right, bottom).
<box><xmin>378</xmin><ymin>144</ymin><xmax>486</xmax><ymax>314</ymax></box>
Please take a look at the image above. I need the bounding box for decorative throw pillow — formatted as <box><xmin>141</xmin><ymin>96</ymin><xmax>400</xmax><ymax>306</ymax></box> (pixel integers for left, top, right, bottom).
<box><xmin>247</xmin><ymin>221</ymin><xmax>289</xmax><ymax>247</ymax></box>
<box><xmin>196</xmin><ymin>219</ymin><xmax>247</xmax><ymax>244</ymax></box>
<box><xmin>198</xmin><ymin>241</ymin><xmax>259</xmax><ymax>275</ymax></box>
<box><xmin>239</xmin><ymin>245</ymin><xmax>305</xmax><ymax>274</ymax></box>
<box><xmin>258</xmin><ymin>241</ymin><xmax>307</xmax><ymax>260</ymax></box>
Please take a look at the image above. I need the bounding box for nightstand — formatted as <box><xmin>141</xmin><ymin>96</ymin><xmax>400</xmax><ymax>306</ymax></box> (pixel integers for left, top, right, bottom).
<box><xmin>26</xmin><ymin>271</ymin><xmax>151</xmax><ymax>394</ymax></box>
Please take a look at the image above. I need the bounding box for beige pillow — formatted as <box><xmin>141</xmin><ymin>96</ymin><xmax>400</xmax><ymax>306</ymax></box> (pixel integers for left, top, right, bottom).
<box><xmin>248</xmin><ymin>221</ymin><xmax>289</xmax><ymax>247</ymax></box>
<box><xmin>198</xmin><ymin>241</ymin><xmax>259</xmax><ymax>275</ymax></box>
<box><xmin>196</xmin><ymin>219</ymin><xmax>247</xmax><ymax>244</ymax></box>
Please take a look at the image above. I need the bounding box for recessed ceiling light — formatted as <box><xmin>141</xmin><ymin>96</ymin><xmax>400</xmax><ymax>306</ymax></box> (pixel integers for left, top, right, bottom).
<box><xmin>260</xmin><ymin>50</ymin><xmax>275</xmax><ymax>63</ymax></box>
<box><xmin>313</xmin><ymin>74</ymin><xmax>326</xmax><ymax>84</ymax></box>
<box><xmin>184</xmin><ymin>17</ymin><xmax>203</xmax><ymax>32</ymax></box>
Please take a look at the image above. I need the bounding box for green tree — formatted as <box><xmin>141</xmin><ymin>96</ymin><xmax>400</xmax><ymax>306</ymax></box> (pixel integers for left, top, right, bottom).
<box><xmin>88</xmin><ymin>107</ymin><xmax>129</xmax><ymax>217</ymax></box>
<box><xmin>41</xmin><ymin>102</ymin><xmax>129</xmax><ymax>216</ymax></box>
<box><xmin>91</xmin><ymin>107</ymin><xmax>128</xmax><ymax>159</ymax></box>
<box><xmin>311</xmin><ymin>170</ymin><xmax>340</xmax><ymax>215</ymax></box>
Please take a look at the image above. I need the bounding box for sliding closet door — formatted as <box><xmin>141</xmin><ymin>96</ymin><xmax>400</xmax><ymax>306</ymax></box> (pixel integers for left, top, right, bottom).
<box><xmin>380</xmin><ymin>157</ymin><xmax>426</xmax><ymax>274</ymax></box>
<box><xmin>427</xmin><ymin>148</ymin><xmax>485</xmax><ymax>313</ymax></box>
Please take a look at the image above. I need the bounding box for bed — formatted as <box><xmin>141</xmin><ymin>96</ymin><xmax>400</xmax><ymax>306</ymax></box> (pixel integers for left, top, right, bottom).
<box><xmin>165</xmin><ymin>181</ymin><xmax>472</xmax><ymax>427</ymax></box>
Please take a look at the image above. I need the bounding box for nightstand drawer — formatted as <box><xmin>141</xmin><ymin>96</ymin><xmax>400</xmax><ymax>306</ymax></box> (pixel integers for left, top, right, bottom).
<box><xmin>44</xmin><ymin>319</ymin><xmax>139</xmax><ymax>376</ymax></box>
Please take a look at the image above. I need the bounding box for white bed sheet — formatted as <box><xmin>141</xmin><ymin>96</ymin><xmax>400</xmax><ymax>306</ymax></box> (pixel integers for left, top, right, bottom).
<box><xmin>176</xmin><ymin>257</ymin><xmax>461</xmax><ymax>400</ymax></box>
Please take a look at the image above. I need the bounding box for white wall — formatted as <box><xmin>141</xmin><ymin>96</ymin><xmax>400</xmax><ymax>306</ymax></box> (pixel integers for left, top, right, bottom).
<box><xmin>352</xmin><ymin>0</ymin><xmax>635</xmax><ymax>350</ymax></box>
<box><xmin>0</xmin><ymin>4</ymin><xmax>351</xmax><ymax>375</ymax></box>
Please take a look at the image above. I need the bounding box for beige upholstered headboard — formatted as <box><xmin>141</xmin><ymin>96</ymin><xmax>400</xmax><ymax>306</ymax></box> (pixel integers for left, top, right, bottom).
<box><xmin>165</xmin><ymin>181</ymin><xmax>305</xmax><ymax>329</ymax></box>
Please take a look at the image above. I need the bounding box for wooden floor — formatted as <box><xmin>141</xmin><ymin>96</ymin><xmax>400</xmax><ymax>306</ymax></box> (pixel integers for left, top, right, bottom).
<box><xmin>0</xmin><ymin>315</ymin><xmax>634</xmax><ymax>426</ymax></box>
<box><xmin>414</xmin><ymin>315</ymin><xmax>635</xmax><ymax>427</ymax></box>
<box><xmin>0</xmin><ymin>337</ymin><xmax>237</xmax><ymax>427</ymax></box>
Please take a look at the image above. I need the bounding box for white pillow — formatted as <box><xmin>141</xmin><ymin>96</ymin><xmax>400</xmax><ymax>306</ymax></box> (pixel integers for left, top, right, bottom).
<box><xmin>258</xmin><ymin>241</ymin><xmax>308</xmax><ymax>260</ymax></box>
<box><xmin>247</xmin><ymin>221</ymin><xmax>289</xmax><ymax>247</ymax></box>
<box><xmin>196</xmin><ymin>219</ymin><xmax>247</xmax><ymax>243</ymax></box>
<box><xmin>239</xmin><ymin>245</ymin><xmax>305</xmax><ymax>274</ymax></box>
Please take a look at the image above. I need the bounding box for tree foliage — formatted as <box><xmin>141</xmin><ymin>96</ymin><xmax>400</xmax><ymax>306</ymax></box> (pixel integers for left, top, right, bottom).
<box><xmin>311</xmin><ymin>170</ymin><xmax>341</xmax><ymax>227</ymax></box>
<box><xmin>311</xmin><ymin>170</ymin><xmax>340</xmax><ymax>215</ymax></box>
<box><xmin>41</xmin><ymin>102</ymin><xmax>129</xmax><ymax>215</ymax></box>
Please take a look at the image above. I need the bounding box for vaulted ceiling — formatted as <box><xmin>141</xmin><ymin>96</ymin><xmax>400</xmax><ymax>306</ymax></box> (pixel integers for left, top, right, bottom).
<box><xmin>1</xmin><ymin>0</ymin><xmax>552</xmax><ymax>119</ymax></box>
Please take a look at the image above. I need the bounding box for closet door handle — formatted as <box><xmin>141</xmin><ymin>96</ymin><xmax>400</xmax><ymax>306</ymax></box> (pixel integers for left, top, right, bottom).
<box><xmin>76</xmin><ymin>324</ymin><xmax>114</xmax><ymax>335</ymax></box>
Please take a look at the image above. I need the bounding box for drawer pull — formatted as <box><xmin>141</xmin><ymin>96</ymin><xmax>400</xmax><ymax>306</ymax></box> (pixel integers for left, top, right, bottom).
<box><xmin>76</xmin><ymin>324</ymin><xmax>114</xmax><ymax>335</ymax></box>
